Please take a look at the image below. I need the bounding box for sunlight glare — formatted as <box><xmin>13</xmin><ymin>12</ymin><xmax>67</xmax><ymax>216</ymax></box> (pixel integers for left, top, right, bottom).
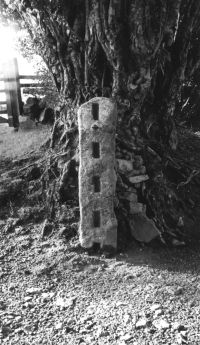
<box><xmin>0</xmin><ymin>25</ymin><xmax>16</xmax><ymax>63</ymax></box>
<box><xmin>0</xmin><ymin>25</ymin><xmax>36</xmax><ymax>75</ymax></box>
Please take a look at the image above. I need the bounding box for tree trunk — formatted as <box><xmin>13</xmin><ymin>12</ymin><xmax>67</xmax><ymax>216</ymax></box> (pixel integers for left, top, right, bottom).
<box><xmin>6</xmin><ymin>0</ymin><xmax>200</xmax><ymax>243</ymax></box>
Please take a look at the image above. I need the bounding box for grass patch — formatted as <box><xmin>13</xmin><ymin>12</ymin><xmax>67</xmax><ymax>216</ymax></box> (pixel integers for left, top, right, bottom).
<box><xmin>0</xmin><ymin>122</ymin><xmax>50</xmax><ymax>159</ymax></box>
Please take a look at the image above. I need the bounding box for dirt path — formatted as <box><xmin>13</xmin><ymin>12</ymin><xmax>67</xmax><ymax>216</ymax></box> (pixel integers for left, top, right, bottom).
<box><xmin>0</xmin><ymin>226</ymin><xmax>200</xmax><ymax>345</ymax></box>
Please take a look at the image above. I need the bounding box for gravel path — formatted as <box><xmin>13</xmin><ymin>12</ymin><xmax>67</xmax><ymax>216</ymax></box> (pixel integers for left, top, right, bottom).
<box><xmin>0</xmin><ymin>125</ymin><xmax>200</xmax><ymax>344</ymax></box>
<box><xmin>0</xmin><ymin>221</ymin><xmax>200</xmax><ymax>345</ymax></box>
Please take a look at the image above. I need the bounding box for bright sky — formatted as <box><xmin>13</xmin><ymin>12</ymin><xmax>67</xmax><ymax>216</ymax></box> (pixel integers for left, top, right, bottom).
<box><xmin>0</xmin><ymin>25</ymin><xmax>36</xmax><ymax>75</ymax></box>
<box><xmin>0</xmin><ymin>25</ymin><xmax>43</xmax><ymax>103</ymax></box>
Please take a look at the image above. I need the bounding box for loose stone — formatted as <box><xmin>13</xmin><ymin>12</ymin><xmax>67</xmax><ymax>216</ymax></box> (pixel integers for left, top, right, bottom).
<box><xmin>128</xmin><ymin>175</ymin><xmax>149</xmax><ymax>184</ymax></box>
<box><xmin>135</xmin><ymin>318</ymin><xmax>147</xmax><ymax>329</ymax></box>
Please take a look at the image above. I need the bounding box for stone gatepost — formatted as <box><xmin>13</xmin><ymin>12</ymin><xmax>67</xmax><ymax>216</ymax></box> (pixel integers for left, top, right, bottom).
<box><xmin>78</xmin><ymin>97</ymin><xmax>118</xmax><ymax>249</ymax></box>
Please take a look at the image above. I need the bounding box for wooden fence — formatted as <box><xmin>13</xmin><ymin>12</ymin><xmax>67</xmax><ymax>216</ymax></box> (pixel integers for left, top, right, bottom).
<box><xmin>0</xmin><ymin>58</ymin><xmax>40</xmax><ymax>127</ymax></box>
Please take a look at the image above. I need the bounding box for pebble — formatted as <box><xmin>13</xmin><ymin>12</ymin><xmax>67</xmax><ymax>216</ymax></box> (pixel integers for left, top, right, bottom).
<box><xmin>55</xmin><ymin>296</ymin><xmax>76</xmax><ymax>308</ymax></box>
<box><xmin>96</xmin><ymin>326</ymin><xmax>109</xmax><ymax>338</ymax></box>
<box><xmin>172</xmin><ymin>321</ymin><xmax>182</xmax><ymax>331</ymax></box>
<box><xmin>8</xmin><ymin>284</ymin><xmax>16</xmax><ymax>291</ymax></box>
<box><xmin>41</xmin><ymin>292</ymin><xmax>55</xmax><ymax>301</ymax></box>
<box><xmin>152</xmin><ymin>319</ymin><xmax>170</xmax><ymax>330</ymax></box>
<box><xmin>23</xmin><ymin>302</ymin><xmax>34</xmax><ymax>308</ymax></box>
<box><xmin>55</xmin><ymin>322</ymin><xmax>63</xmax><ymax>330</ymax></box>
<box><xmin>189</xmin><ymin>300</ymin><xmax>195</xmax><ymax>307</ymax></box>
<box><xmin>79</xmin><ymin>316</ymin><xmax>93</xmax><ymax>323</ymax></box>
<box><xmin>14</xmin><ymin>327</ymin><xmax>24</xmax><ymax>334</ymax></box>
<box><xmin>121</xmin><ymin>333</ymin><xmax>133</xmax><ymax>341</ymax></box>
<box><xmin>23</xmin><ymin>325</ymin><xmax>32</xmax><ymax>333</ymax></box>
<box><xmin>124</xmin><ymin>313</ymin><xmax>131</xmax><ymax>324</ymax></box>
<box><xmin>26</xmin><ymin>287</ymin><xmax>42</xmax><ymax>295</ymax></box>
<box><xmin>116</xmin><ymin>301</ymin><xmax>128</xmax><ymax>307</ymax></box>
<box><xmin>174</xmin><ymin>287</ymin><xmax>184</xmax><ymax>296</ymax></box>
<box><xmin>154</xmin><ymin>309</ymin><xmax>163</xmax><ymax>318</ymax></box>
<box><xmin>176</xmin><ymin>333</ymin><xmax>187</xmax><ymax>344</ymax></box>
<box><xmin>135</xmin><ymin>318</ymin><xmax>147</xmax><ymax>329</ymax></box>
<box><xmin>150</xmin><ymin>304</ymin><xmax>161</xmax><ymax>312</ymax></box>
<box><xmin>15</xmin><ymin>316</ymin><xmax>22</xmax><ymax>322</ymax></box>
<box><xmin>24</xmin><ymin>296</ymin><xmax>32</xmax><ymax>302</ymax></box>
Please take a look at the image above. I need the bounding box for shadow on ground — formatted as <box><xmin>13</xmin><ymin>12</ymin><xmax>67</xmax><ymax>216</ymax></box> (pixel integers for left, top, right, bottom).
<box><xmin>117</xmin><ymin>239</ymin><xmax>200</xmax><ymax>275</ymax></box>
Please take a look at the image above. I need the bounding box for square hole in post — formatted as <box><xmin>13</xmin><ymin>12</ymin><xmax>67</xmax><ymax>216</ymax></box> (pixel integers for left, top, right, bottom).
<box><xmin>92</xmin><ymin>142</ymin><xmax>100</xmax><ymax>158</ymax></box>
<box><xmin>92</xmin><ymin>103</ymin><xmax>99</xmax><ymax>120</ymax></box>
<box><xmin>93</xmin><ymin>176</ymin><xmax>101</xmax><ymax>192</ymax></box>
<box><xmin>93</xmin><ymin>210</ymin><xmax>101</xmax><ymax>228</ymax></box>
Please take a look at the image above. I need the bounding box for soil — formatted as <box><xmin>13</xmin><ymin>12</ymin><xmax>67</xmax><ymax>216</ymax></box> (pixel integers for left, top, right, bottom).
<box><xmin>0</xmin><ymin>124</ymin><xmax>200</xmax><ymax>345</ymax></box>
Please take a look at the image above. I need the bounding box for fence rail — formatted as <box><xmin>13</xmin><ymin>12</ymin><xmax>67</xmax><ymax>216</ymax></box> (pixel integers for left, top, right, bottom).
<box><xmin>0</xmin><ymin>110</ymin><xmax>7</xmax><ymax>114</ymax></box>
<box><xmin>20</xmin><ymin>83</ymin><xmax>41</xmax><ymax>88</ymax></box>
<box><xmin>0</xmin><ymin>76</ymin><xmax>40</xmax><ymax>87</ymax></box>
<box><xmin>19</xmin><ymin>75</ymin><xmax>39</xmax><ymax>80</ymax></box>
<box><xmin>0</xmin><ymin>75</ymin><xmax>39</xmax><ymax>81</ymax></box>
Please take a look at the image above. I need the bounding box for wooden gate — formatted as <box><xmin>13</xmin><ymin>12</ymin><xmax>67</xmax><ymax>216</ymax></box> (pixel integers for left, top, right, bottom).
<box><xmin>0</xmin><ymin>58</ymin><xmax>39</xmax><ymax>128</ymax></box>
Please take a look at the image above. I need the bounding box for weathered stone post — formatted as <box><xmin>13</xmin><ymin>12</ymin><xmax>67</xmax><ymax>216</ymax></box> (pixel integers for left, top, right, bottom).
<box><xmin>78</xmin><ymin>97</ymin><xmax>118</xmax><ymax>249</ymax></box>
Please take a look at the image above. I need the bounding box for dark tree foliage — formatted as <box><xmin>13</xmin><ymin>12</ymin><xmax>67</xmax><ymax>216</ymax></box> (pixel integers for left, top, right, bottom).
<box><xmin>1</xmin><ymin>0</ymin><xmax>199</xmax><ymax>142</ymax></box>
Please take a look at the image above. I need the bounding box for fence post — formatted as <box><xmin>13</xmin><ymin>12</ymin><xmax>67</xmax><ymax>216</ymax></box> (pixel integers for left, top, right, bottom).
<box><xmin>14</xmin><ymin>58</ymin><xmax>23</xmax><ymax>115</ymax></box>
<box><xmin>4</xmin><ymin>58</ymin><xmax>20</xmax><ymax>128</ymax></box>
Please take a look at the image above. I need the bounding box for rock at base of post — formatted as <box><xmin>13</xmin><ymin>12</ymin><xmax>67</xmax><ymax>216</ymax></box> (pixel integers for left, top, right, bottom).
<box><xmin>129</xmin><ymin>213</ymin><xmax>159</xmax><ymax>243</ymax></box>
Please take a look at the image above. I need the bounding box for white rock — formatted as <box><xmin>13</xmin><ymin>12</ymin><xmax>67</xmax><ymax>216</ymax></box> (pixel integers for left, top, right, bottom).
<box><xmin>24</xmin><ymin>302</ymin><xmax>34</xmax><ymax>308</ymax></box>
<box><xmin>177</xmin><ymin>333</ymin><xmax>183</xmax><ymax>344</ymax></box>
<box><xmin>150</xmin><ymin>304</ymin><xmax>161</xmax><ymax>312</ymax></box>
<box><xmin>79</xmin><ymin>316</ymin><xmax>93</xmax><ymax>324</ymax></box>
<box><xmin>117</xmin><ymin>159</ymin><xmax>133</xmax><ymax>172</ymax></box>
<box><xmin>135</xmin><ymin>318</ymin><xmax>147</xmax><ymax>329</ymax></box>
<box><xmin>129</xmin><ymin>175</ymin><xmax>149</xmax><ymax>184</ymax></box>
<box><xmin>172</xmin><ymin>321</ymin><xmax>181</xmax><ymax>331</ymax></box>
<box><xmin>24</xmin><ymin>296</ymin><xmax>32</xmax><ymax>302</ymax></box>
<box><xmin>124</xmin><ymin>313</ymin><xmax>131</xmax><ymax>324</ymax></box>
<box><xmin>55</xmin><ymin>296</ymin><xmax>76</xmax><ymax>308</ymax></box>
<box><xmin>14</xmin><ymin>327</ymin><xmax>24</xmax><ymax>333</ymax></box>
<box><xmin>154</xmin><ymin>309</ymin><xmax>163</xmax><ymax>318</ymax></box>
<box><xmin>15</xmin><ymin>316</ymin><xmax>22</xmax><ymax>322</ymax></box>
<box><xmin>26</xmin><ymin>287</ymin><xmax>42</xmax><ymax>295</ymax></box>
<box><xmin>152</xmin><ymin>319</ymin><xmax>170</xmax><ymax>330</ymax></box>
<box><xmin>41</xmin><ymin>292</ymin><xmax>55</xmax><ymax>300</ymax></box>
<box><xmin>121</xmin><ymin>334</ymin><xmax>133</xmax><ymax>341</ymax></box>
<box><xmin>96</xmin><ymin>326</ymin><xmax>109</xmax><ymax>338</ymax></box>
<box><xmin>116</xmin><ymin>301</ymin><xmax>128</xmax><ymax>307</ymax></box>
<box><xmin>55</xmin><ymin>322</ymin><xmax>63</xmax><ymax>330</ymax></box>
<box><xmin>15</xmin><ymin>226</ymin><xmax>24</xmax><ymax>234</ymax></box>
